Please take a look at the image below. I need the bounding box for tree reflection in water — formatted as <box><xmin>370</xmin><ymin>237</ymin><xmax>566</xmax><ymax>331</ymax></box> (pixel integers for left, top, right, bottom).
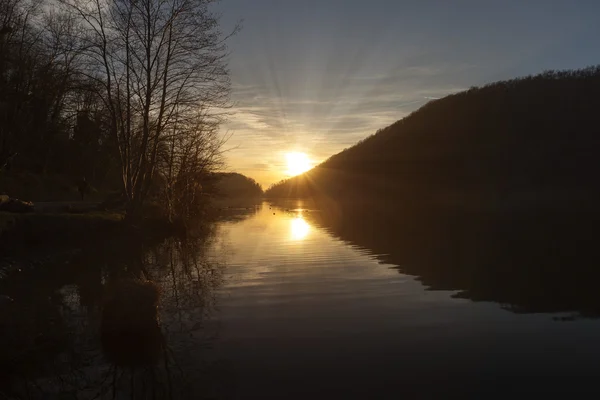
<box><xmin>0</xmin><ymin>222</ymin><xmax>228</xmax><ymax>399</ymax></box>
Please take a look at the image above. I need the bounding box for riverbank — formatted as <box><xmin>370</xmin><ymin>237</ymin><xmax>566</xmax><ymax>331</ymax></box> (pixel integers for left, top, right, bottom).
<box><xmin>0</xmin><ymin>171</ymin><xmax>114</xmax><ymax>202</ymax></box>
<box><xmin>0</xmin><ymin>209</ymin><xmax>189</xmax><ymax>282</ymax></box>
<box><xmin>0</xmin><ymin>210</ymin><xmax>122</xmax><ymax>246</ymax></box>
<box><xmin>0</xmin><ymin>193</ymin><xmax>262</xmax><ymax>284</ymax></box>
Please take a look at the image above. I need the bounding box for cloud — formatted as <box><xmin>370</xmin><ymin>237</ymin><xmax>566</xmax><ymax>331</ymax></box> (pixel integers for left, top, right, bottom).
<box><xmin>250</xmin><ymin>163</ymin><xmax>271</xmax><ymax>171</ymax></box>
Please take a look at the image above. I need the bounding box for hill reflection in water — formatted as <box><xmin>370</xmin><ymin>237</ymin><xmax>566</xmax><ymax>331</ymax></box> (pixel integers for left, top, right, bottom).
<box><xmin>301</xmin><ymin>198</ymin><xmax>600</xmax><ymax>317</ymax></box>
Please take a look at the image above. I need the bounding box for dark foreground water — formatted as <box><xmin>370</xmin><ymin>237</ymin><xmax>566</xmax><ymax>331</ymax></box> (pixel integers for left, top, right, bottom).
<box><xmin>3</xmin><ymin>201</ymin><xmax>600</xmax><ymax>398</ymax></box>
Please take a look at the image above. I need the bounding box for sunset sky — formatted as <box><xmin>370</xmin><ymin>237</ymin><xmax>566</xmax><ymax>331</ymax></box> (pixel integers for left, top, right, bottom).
<box><xmin>214</xmin><ymin>0</ymin><xmax>600</xmax><ymax>188</ymax></box>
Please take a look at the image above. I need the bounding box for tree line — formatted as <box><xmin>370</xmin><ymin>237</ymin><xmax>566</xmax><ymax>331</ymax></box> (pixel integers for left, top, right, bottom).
<box><xmin>211</xmin><ymin>172</ymin><xmax>262</xmax><ymax>199</ymax></box>
<box><xmin>0</xmin><ymin>0</ymin><xmax>234</xmax><ymax>220</ymax></box>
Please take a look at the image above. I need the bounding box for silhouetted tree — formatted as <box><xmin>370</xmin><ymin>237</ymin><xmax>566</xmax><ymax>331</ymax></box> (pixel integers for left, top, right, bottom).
<box><xmin>0</xmin><ymin>1</ymin><xmax>83</xmax><ymax>174</ymax></box>
<box><xmin>58</xmin><ymin>0</ymin><xmax>235</xmax><ymax>219</ymax></box>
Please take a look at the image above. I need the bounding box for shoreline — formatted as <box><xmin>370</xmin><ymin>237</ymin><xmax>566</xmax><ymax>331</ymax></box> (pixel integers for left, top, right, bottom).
<box><xmin>0</xmin><ymin>211</ymin><xmax>186</xmax><ymax>283</ymax></box>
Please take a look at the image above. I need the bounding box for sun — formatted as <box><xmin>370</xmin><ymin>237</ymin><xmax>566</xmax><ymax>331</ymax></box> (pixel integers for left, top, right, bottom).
<box><xmin>285</xmin><ymin>152</ymin><xmax>312</xmax><ymax>176</ymax></box>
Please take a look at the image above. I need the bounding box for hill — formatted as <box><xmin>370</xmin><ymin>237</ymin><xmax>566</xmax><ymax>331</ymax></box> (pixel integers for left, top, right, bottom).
<box><xmin>209</xmin><ymin>172</ymin><xmax>263</xmax><ymax>199</ymax></box>
<box><xmin>266</xmin><ymin>67</ymin><xmax>600</xmax><ymax>209</ymax></box>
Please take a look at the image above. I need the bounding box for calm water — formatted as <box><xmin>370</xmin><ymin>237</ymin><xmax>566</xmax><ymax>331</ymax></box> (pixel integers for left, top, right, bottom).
<box><xmin>3</xmin><ymin>201</ymin><xmax>600</xmax><ymax>398</ymax></box>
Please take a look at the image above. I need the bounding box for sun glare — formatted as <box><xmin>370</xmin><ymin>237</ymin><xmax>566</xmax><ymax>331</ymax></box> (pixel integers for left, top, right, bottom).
<box><xmin>290</xmin><ymin>217</ymin><xmax>310</xmax><ymax>241</ymax></box>
<box><xmin>286</xmin><ymin>152</ymin><xmax>311</xmax><ymax>176</ymax></box>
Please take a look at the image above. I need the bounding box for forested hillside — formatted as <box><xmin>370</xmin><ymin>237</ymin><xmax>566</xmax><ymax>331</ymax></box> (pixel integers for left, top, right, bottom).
<box><xmin>266</xmin><ymin>67</ymin><xmax>600</xmax><ymax>208</ymax></box>
<box><xmin>212</xmin><ymin>173</ymin><xmax>263</xmax><ymax>199</ymax></box>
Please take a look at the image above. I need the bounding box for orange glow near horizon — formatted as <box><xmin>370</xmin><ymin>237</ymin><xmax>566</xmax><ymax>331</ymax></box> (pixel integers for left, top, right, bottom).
<box><xmin>285</xmin><ymin>152</ymin><xmax>312</xmax><ymax>176</ymax></box>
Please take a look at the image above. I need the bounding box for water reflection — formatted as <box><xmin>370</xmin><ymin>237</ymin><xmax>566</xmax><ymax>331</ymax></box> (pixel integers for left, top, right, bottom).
<box><xmin>6</xmin><ymin>201</ymin><xmax>600</xmax><ymax>398</ymax></box>
<box><xmin>0</xmin><ymin>222</ymin><xmax>230</xmax><ymax>399</ymax></box>
<box><xmin>206</xmin><ymin>200</ymin><xmax>600</xmax><ymax>398</ymax></box>
<box><xmin>290</xmin><ymin>217</ymin><xmax>310</xmax><ymax>241</ymax></box>
<box><xmin>101</xmin><ymin>279</ymin><xmax>162</xmax><ymax>367</ymax></box>
<box><xmin>300</xmin><ymin>197</ymin><xmax>600</xmax><ymax>317</ymax></box>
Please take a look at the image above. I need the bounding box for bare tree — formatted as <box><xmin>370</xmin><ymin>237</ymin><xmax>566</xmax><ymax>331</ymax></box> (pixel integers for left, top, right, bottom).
<box><xmin>159</xmin><ymin>107</ymin><xmax>228</xmax><ymax>220</ymax></box>
<box><xmin>59</xmin><ymin>0</ymin><xmax>234</xmax><ymax>219</ymax></box>
<box><xmin>0</xmin><ymin>0</ymin><xmax>44</xmax><ymax>171</ymax></box>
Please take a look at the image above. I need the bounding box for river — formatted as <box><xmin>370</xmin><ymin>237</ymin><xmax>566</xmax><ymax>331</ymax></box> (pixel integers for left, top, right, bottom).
<box><xmin>3</xmin><ymin>200</ymin><xmax>600</xmax><ymax>398</ymax></box>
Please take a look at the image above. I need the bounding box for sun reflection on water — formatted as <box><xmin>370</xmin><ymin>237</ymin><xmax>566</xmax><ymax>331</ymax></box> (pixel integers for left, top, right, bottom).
<box><xmin>290</xmin><ymin>217</ymin><xmax>310</xmax><ymax>241</ymax></box>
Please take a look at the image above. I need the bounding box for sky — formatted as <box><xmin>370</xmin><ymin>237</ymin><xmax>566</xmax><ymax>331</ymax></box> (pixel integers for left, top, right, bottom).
<box><xmin>213</xmin><ymin>0</ymin><xmax>600</xmax><ymax>188</ymax></box>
